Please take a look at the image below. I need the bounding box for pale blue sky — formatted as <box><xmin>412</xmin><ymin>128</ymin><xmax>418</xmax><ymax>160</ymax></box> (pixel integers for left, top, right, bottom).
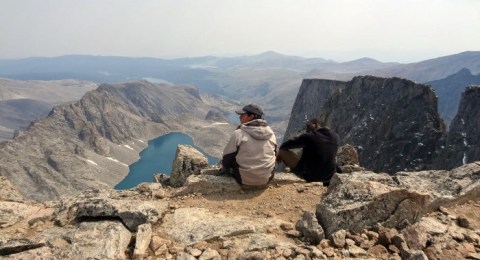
<box><xmin>1</xmin><ymin>0</ymin><xmax>479</xmax><ymax>62</ymax></box>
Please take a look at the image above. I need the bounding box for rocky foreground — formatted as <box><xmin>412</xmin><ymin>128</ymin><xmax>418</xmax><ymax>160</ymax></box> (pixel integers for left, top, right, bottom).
<box><xmin>1</xmin><ymin>146</ymin><xmax>480</xmax><ymax>259</ymax></box>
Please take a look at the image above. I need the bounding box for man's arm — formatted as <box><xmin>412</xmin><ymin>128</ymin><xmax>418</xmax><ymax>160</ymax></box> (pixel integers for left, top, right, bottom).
<box><xmin>222</xmin><ymin>130</ymin><xmax>240</xmax><ymax>168</ymax></box>
<box><xmin>279</xmin><ymin>134</ymin><xmax>307</xmax><ymax>150</ymax></box>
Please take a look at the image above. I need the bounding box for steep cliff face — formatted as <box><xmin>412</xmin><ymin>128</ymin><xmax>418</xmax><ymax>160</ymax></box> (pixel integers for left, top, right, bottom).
<box><xmin>283</xmin><ymin>79</ymin><xmax>346</xmax><ymax>141</ymax></box>
<box><xmin>315</xmin><ymin>76</ymin><xmax>446</xmax><ymax>173</ymax></box>
<box><xmin>434</xmin><ymin>86</ymin><xmax>480</xmax><ymax>169</ymax></box>
<box><xmin>0</xmin><ymin>81</ymin><xmax>228</xmax><ymax>202</ymax></box>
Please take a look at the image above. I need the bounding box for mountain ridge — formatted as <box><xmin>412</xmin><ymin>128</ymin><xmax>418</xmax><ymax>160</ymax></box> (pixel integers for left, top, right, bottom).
<box><xmin>0</xmin><ymin>81</ymin><xmax>233</xmax><ymax>202</ymax></box>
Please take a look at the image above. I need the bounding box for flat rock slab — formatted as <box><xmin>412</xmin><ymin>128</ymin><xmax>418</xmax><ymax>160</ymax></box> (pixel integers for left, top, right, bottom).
<box><xmin>174</xmin><ymin>172</ymin><xmax>305</xmax><ymax>196</ymax></box>
<box><xmin>73</xmin><ymin>198</ymin><xmax>168</xmax><ymax>231</ymax></box>
<box><xmin>72</xmin><ymin>220</ymin><xmax>132</xmax><ymax>260</ymax></box>
<box><xmin>0</xmin><ymin>201</ymin><xmax>53</xmax><ymax>228</ymax></box>
<box><xmin>161</xmin><ymin>207</ymin><xmax>288</xmax><ymax>245</ymax></box>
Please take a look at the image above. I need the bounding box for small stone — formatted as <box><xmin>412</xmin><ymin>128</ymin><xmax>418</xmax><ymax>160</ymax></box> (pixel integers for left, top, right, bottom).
<box><xmin>458</xmin><ymin>215</ymin><xmax>471</xmax><ymax>229</ymax></box>
<box><xmin>155</xmin><ymin>244</ymin><xmax>168</xmax><ymax>256</ymax></box>
<box><xmin>359</xmin><ymin>239</ymin><xmax>376</xmax><ymax>249</ymax></box>
<box><xmin>187</xmin><ymin>247</ymin><xmax>203</xmax><ymax>257</ymax></box>
<box><xmin>388</xmin><ymin>244</ymin><xmax>400</xmax><ymax>254</ymax></box>
<box><xmin>199</xmin><ymin>248</ymin><xmax>221</xmax><ymax>260</ymax></box>
<box><xmin>319</xmin><ymin>239</ymin><xmax>331</xmax><ymax>249</ymax></box>
<box><xmin>137</xmin><ymin>183</ymin><xmax>150</xmax><ymax>193</ymax></box>
<box><xmin>153</xmin><ymin>190</ymin><xmax>166</xmax><ymax>199</ymax></box>
<box><xmin>465</xmin><ymin>232</ymin><xmax>480</xmax><ymax>243</ymax></box>
<box><xmin>348</xmin><ymin>244</ymin><xmax>367</xmax><ymax>257</ymax></box>
<box><xmin>367</xmin><ymin>244</ymin><xmax>389</xmax><ymax>258</ymax></box>
<box><xmin>217</xmin><ymin>249</ymin><xmax>229</xmax><ymax>257</ymax></box>
<box><xmin>365</xmin><ymin>230</ymin><xmax>378</xmax><ymax>239</ymax></box>
<box><xmin>330</xmin><ymin>229</ymin><xmax>346</xmax><ymax>248</ymax></box>
<box><xmin>150</xmin><ymin>236</ymin><xmax>165</xmax><ymax>252</ymax></box>
<box><xmin>295</xmin><ymin>247</ymin><xmax>310</xmax><ymax>256</ymax></box>
<box><xmin>309</xmin><ymin>246</ymin><xmax>325</xmax><ymax>258</ymax></box>
<box><xmin>192</xmin><ymin>241</ymin><xmax>209</xmax><ymax>250</ymax></box>
<box><xmin>439</xmin><ymin>206</ymin><xmax>449</xmax><ymax>215</ymax></box>
<box><xmin>322</xmin><ymin>247</ymin><xmax>335</xmax><ymax>257</ymax></box>
<box><xmin>267</xmin><ymin>227</ymin><xmax>276</xmax><ymax>233</ymax></box>
<box><xmin>286</xmin><ymin>230</ymin><xmax>301</xmax><ymax>237</ymax></box>
<box><xmin>281</xmin><ymin>222</ymin><xmax>295</xmax><ymax>231</ymax></box>
<box><xmin>175</xmin><ymin>252</ymin><xmax>196</xmax><ymax>260</ymax></box>
<box><xmin>297</xmin><ymin>187</ymin><xmax>307</xmax><ymax>193</ymax></box>
<box><xmin>345</xmin><ymin>238</ymin><xmax>356</xmax><ymax>247</ymax></box>
<box><xmin>282</xmin><ymin>248</ymin><xmax>293</xmax><ymax>257</ymax></box>
<box><xmin>168</xmin><ymin>245</ymin><xmax>184</xmax><ymax>254</ymax></box>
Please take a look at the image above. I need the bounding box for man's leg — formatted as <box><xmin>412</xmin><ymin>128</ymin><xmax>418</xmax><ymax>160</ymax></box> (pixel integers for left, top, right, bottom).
<box><xmin>277</xmin><ymin>149</ymin><xmax>300</xmax><ymax>169</ymax></box>
<box><xmin>230</xmin><ymin>167</ymin><xmax>243</xmax><ymax>185</ymax></box>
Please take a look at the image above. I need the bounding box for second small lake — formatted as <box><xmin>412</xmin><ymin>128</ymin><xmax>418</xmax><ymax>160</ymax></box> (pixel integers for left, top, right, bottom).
<box><xmin>115</xmin><ymin>132</ymin><xmax>219</xmax><ymax>190</ymax></box>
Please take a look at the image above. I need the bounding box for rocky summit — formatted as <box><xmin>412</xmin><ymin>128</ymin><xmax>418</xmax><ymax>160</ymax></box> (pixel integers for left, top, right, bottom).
<box><xmin>1</xmin><ymin>146</ymin><xmax>479</xmax><ymax>259</ymax></box>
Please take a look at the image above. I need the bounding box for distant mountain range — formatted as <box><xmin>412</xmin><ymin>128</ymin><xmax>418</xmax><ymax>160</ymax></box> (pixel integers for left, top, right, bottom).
<box><xmin>1</xmin><ymin>51</ymin><xmax>478</xmax><ymax>83</ymax></box>
<box><xmin>0</xmin><ymin>51</ymin><xmax>479</xmax><ymax>140</ymax></box>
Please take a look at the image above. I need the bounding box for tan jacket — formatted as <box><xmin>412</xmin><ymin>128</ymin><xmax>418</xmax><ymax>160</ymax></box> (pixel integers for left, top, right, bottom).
<box><xmin>222</xmin><ymin>119</ymin><xmax>277</xmax><ymax>185</ymax></box>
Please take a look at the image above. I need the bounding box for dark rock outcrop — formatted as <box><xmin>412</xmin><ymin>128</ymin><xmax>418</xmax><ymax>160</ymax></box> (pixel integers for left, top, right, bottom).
<box><xmin>318</xmin><ymin>76</ymin><xmax>445</xmax><ymax>173</ymax></box>
<box><xmin>283</xmin><ymin>79</ymin><xmax>346</xmax><ymax>140</ymax></box>
<box><xmin>285</xmin><ymin>76</ymin><xmax>480</xmax><ymax>173</ymax></box>
<box><xmin>434</xmin><ymin>86</ymin><xmax>480</xmax><ymax>169</ymax></box>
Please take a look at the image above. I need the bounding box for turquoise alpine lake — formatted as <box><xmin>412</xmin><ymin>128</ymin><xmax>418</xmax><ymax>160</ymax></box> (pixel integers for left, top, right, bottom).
<box><xmin>114</xmin><ymin>132</ymin><xmax>219</xmax><ymax>190</ymax></box>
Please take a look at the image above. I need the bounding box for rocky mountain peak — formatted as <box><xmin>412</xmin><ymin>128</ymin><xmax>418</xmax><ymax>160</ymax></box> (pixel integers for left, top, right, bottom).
<box><xmin>316</xmin><ymin>76</ymin><xmax>445</xmax><ymax>173</ymax></box>
<box><xmin>286</xmin><ymin>75</ymin><xmax>480</xmax><ymax>174</ymax></box>
<box><xmin>435</xmin><ymin>85</ymin><xmax>480</xmax><ymax>169</ymax></box>
<box><xmin>283</xmin><ymin>79</ymin><xmax>347</xmax><ymax>141</ymax></box>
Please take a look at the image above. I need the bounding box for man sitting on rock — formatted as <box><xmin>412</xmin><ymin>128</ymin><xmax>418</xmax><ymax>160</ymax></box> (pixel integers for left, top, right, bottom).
<box><xmin>277</xmin><ymin>119</ymin><xmax>339</xmax><ymax>186</ymax></box>
<box><xmin>222</xmin><ymin>104</ymin><xmax>277</xmax><ymax>186</ymax></box>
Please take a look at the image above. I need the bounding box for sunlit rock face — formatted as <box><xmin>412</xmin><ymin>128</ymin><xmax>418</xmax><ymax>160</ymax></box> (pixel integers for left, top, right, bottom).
<box><xmin>434</xmin><ymin>86</ymin><xmax>480</xmax><ymax>169</ymax></box>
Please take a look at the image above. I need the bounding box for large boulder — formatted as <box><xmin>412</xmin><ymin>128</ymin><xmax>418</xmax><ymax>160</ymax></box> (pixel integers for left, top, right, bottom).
<box><xmin>174</xmin><ymin>169</ymin><xmax>305</xmax><ymax>196</ymax></box>
<box><xmin>316</xmin><ymin>162</ymin><xmax>480</xmax><ymax>236</ymax></box>
<box><xmin>54</xmin><ymin>189</ymin><xmax>169</xmax><ymax>231</ymax></box>
<box><xmin>170</xmin><ymin>145</ymin><xmax>209</xmax><ymax>187</ymax></box>
<box><xmin>336</xmin><ymin>144</ymin><xmax>365</xmax><ymax>173</ymax></box>
<box><xmin>70</xmin><ymin>198</ymin><xmax>167</xmax><ymax>231</ymax></box>
<box><xmin>161</xmin><ymin>207</ymin><xmax>290</xmax><ymax>246</ymax></box>
<box><xmin>72</xmin><ymin>220</ymin><xmax>132</xmax><ymax>260</ymax></box>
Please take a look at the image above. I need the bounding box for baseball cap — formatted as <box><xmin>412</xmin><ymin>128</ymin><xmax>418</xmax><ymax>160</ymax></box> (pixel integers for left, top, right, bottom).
<box><xmin>235</xmin><ymin>104</ymin><xmax>264</xmax><ymax>117</ymax></box>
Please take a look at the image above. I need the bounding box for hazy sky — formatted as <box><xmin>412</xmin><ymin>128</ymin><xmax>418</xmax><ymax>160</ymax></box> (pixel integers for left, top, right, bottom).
<box><xmin>1</xmin><ymin>0</ymin><xmax>479</xmax><ymax>62</ymax></box>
